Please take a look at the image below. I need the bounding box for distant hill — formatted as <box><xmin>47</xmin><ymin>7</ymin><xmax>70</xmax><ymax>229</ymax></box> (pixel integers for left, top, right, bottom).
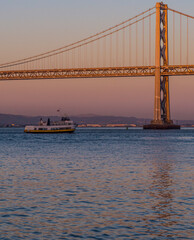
<box><xmin>72</xmin><ymin>114</ymin><xmax>150</xmax><ymax>125</ymax></box>
<box><xmin>0</xmin><ymin>113</ymin><xmax>42</xmax><ymax>126</ymax></box>
<box><xmin>0</xmin><ymin>113</ymin><xmax>150</xmax><ymax>126</ymax></box>
<box><xmin>0</xmin><ymin>113</ymin><xmax>193</xmax><ymax>127</ymax></box>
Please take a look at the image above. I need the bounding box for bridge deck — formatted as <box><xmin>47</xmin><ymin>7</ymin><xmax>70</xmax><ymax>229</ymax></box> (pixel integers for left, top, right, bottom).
<box><xmin>0</xmin><ymin>65</ymin><xmax>193</xmax><ymax>80</ymax></box>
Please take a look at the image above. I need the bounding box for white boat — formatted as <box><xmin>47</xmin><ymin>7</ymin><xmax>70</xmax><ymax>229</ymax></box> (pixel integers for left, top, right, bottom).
<box><xmin>24</xmin><ymin>116</ymin><xmax>76</xmax><ymax>133</ymax></box>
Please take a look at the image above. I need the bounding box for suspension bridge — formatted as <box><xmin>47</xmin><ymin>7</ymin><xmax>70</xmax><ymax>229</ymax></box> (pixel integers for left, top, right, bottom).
<box><xmin>0</xmin><ymin>2</ymin><xmax>194</xmax><ymax>129</ymax></box>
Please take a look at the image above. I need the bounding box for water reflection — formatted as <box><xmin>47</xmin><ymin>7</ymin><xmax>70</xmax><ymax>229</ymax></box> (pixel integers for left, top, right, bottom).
<box><xmin>147</xmin><ymin>159</ymin><xmax>176</xmax><ymax>238</ymax></box>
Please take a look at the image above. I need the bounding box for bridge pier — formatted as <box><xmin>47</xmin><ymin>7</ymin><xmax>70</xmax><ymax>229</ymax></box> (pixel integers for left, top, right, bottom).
<box><xmin>144</xmin><ymin>2</ymin><xmax>180</xmax><ymax>130</ymax></box>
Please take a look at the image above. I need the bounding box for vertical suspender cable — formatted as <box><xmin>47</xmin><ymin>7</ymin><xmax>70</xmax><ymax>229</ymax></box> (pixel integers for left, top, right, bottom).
<box><xmin>36</xmin><ymin>58</ymin><xmax>38</xmax><ymax>70</ymax></box>
<box><xmin>129</xmin><ymin>25</ymin><xmax>131</xmax><ymax>66</ymax></box>
<box><xmin>74</xmin><ymin>48</ymin><xmax>76</xmax><ymax>68</ymax></box>
<box><xmin>149</xmin><ymin>12</ymin><xmax>151</xmax><ymax>66</ymax></box>
<box><xmin>180</xmin><ymin>14</ymin><xmax>181</xmax><ymax>64</ymax></box>
<box><xmin>142</xmin><ymin>16</ymin><xmax>144</xmax><ymax>65</ymax></box>
<box><xmin>173</xmin><ymin>11</ymin><xmax>175</xmax><ymax>65</ymax></box>
<box><xmin>85</xmin><ymin>43</ymin><xmax>87</xmax><ymax>68</ymax></box>
<box><xmin>62</xmin><ymin>52</ymin><xmax>64</xmax><ymax>69</ymax></box>
<box><xmin>92</xmin><ymin>41</ymin><xmax>95</xmax><ymax>68</ymax></box>
<box><xmin>78</xmin><ymin>46</ymin><xmax>81</xmax><ymax>68</ymax></box>
<box><xmin>67</xmin><ymin>51</ymin><xmax>69</xmax><ymax>68</ymax></box>
<box><xmin>104</xmin><ymin>37</ymin><xmax>106</xmax><ymax>67</ymax></box>
<box><xmin>75</xmin><ymin>48</ymin><xmax>77</xmax><ymax>68</ymax></box>
<box><xmin>81</xmin><ymin>46</ymin><xmax>83</xmax><ymax>68</ymax></box>
<box><xmin>110</xmin><ymin>33</ymin><xmax>112</xmax><ymax>67</ymax></box>
<box><xmin>71</xmin><ymin>50</ymin><xmax>73</xmax><ymax>68</ymax></box>
<box><xmin>64</xmin><ymin>52</ymin><xmax>66</xmax><ymax>68</ymax></box>
<box><xmin>91</xmin><ymin>42</ymin><xmax>93</xmax><ymax>68</ymax></box>
<box><xmin>59</xmin><ymin>53</ymin><xmax>62</xmax><ymax>69</ymax></box>
<box><xmin>71</xmin><ymin>50</ymin><xmax>72</xmax><ymax>68</ymax></box>
<box><xmin>73</xmin><ymin>49</ymin><xmax>75</xmax><ymax>68</ymax></box>
<box><xmin>74</xmin><ymin>47</ymin><xmax>76</xmax><ymax>68</ymax></box>
<box><xmin>136</xmin><ymin>21</ymin><xmax>138</xmax><ymax>66</ymax></box>
<box><xmin>116</xmin><ymin>28</ymin><xmax>119</xmax><ymax>67</ymax></box>
<box><xmin>97</xmin><ymin>39</ymin><xmax>100</xmax><ymax>67</ymax></box>
<box><xmin>123</xmin><ymin>24</ymin><xmax>125</xmax><ymax>67</ymax></box>
<box><xmin>187</xmin><ymin>17</ymin><xmax>189</xmax><ymax>65</ymax></box>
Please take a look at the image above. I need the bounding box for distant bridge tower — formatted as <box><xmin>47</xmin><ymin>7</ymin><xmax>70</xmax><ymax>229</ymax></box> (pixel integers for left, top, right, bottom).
<box><xmin>144</xmin><ymin>2</ymin><xmax>180</xmax><ymax>129</ymax></box>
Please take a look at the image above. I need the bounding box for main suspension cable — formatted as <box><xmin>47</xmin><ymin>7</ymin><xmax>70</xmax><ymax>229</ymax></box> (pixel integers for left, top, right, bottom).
<box><xmin>0</xmin><ymin>7</ymin><xmax>155</xmax><ymax>68</ymax></box>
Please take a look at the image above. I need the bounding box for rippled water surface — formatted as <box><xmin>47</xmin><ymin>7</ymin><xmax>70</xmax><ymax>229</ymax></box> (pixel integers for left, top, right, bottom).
<box><xmin>0</xmin><ymin>128</ymin><xmax>194</xmax><ymax>239</ymax></box>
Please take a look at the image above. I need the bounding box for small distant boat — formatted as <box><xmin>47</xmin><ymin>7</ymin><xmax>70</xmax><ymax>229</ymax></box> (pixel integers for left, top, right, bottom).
<box><xmin>24</xmin><ymin>116</ymin><xmax>76</xmax><ymax>133</ymax></box>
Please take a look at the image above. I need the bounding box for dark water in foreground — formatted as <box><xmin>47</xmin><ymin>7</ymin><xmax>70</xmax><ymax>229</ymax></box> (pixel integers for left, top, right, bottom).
<box><xmin>0</xmin><ymin>128</ymin><xmax>193</xmax><ymax>240</ymax></box>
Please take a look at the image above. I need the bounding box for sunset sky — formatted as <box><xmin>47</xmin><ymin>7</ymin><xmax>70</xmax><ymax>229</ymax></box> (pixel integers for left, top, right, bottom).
<box><xmin>0</xmin><ymin>0</ymin><xmax>193</xmax><ymax>120</ymax></box>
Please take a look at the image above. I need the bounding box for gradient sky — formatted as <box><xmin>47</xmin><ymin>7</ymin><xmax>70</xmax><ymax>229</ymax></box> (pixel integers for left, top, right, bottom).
<box><xmin>0</xmin><ymin>0</ymin><xmax>193</xmax><ymax>119</ymax></box>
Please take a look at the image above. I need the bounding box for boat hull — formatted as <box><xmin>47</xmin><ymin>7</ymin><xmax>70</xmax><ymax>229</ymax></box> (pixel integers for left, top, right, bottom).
<box><xmin>24</xmin><ymin>128</ymin><xmax>75</xmax><ymax>134</ymax></box>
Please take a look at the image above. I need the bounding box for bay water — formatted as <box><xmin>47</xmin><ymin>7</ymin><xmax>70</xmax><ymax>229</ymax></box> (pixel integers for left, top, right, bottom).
<box><xmin>0</xmin><ymin>128</ymin><xmax>193</xmax><ymax>239</ymax></box>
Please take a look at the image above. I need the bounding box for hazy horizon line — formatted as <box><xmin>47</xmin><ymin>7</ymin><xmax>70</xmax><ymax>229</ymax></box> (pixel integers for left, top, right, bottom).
<box><xmin>1</xmin><ymin>112</ymin><xmax>194</xmax><ymax>121</ymax></box>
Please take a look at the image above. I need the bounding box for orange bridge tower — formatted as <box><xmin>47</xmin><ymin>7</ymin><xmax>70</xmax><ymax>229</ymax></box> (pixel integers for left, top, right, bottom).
<box><xmin>144</xmin><ymin>2</ymin><xmax>180</xmax><ymax>129</ymax></box>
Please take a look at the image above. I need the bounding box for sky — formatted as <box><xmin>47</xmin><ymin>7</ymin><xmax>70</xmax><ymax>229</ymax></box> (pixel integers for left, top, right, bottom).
<box><xmin>0</xmin><ymin>0</ymin><xmax>193</xmax><ymax>120</ymax></box>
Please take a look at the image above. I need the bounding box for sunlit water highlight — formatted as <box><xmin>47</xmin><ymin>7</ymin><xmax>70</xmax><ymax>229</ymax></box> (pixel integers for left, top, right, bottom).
<box><xmin>0</xmin><ymin>128</ymin><xmax>193</xmax><ymax>239</ymax></box>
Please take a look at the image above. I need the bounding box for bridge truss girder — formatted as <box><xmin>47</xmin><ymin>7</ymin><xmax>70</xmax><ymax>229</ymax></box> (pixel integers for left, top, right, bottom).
<box><xmin>0</xmin><ymin>65</ymin><xmax>193</xmax><ymax>80</ymax></box>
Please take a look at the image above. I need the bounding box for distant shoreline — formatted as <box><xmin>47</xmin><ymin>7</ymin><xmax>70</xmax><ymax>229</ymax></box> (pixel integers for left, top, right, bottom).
<box><xmin>1</xmin><ymin>125</ymin><xmax>194</xmax><ymax>129</ymax></box>
<box><xmin>0</xmin><ymin>113</ymin><xmax>194</xmax><ymax>128</ymax></box>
